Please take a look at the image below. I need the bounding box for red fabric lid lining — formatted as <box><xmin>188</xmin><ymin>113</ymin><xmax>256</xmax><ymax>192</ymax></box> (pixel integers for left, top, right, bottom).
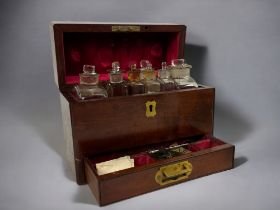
<box><xmin>63</xmin><ymin>32</ymin><xmax>181</xmax><ymax>84</ymax></box>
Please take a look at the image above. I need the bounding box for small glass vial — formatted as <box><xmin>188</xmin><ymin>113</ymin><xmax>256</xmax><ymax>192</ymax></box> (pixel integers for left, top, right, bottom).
<box><xmin>170</xmin><ymin>59</ymin><xmax>198</xmax><ymax>89</ymax></box>
<box><xmin>158</xmin><ymin>62</ymin><xmax>176</xmax><ymax>91</ymax></box>
<box><xmin>127</xmin><ymin>64</ymin><xmax>145</xmax><ymax>95</ymax></box>
<box><xmin>140</xmin><ymin>60</ymin><xmax>161</xmax><ymax>93</ymax></box>
<box><xmin>74</xmin><ymin>65</ymin><xmax>108</xmax><ymax>100</ymax></box>
<box><xmin>107</xmin><ymin>61</ymin><xmax>128</xmax><ymax>97</ymax></box>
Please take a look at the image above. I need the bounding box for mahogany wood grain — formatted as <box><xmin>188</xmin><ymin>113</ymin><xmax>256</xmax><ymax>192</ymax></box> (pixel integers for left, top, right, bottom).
<box><xmin>72</xmin><ymin>87</ymin><xmax>214</xmax><ymax>156</ymax></box>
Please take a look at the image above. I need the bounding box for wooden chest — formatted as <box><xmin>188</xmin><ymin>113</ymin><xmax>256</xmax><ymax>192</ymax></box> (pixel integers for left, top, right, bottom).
<box><xmin>50</xmin><ymin>22</ymin><xmax>234</xmax><ymax>206</ymax></box>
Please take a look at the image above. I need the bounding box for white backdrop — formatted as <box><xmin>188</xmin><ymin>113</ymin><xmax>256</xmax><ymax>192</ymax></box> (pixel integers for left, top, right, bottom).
<box><xmin>0</xmin><ymin>0</ymin><xmax>280</xmax><ymax>209</ymax></box>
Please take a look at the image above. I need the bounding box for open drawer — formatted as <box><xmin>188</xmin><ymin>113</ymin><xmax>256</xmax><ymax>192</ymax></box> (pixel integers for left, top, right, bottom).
<box><xmin>85</xmin><ymin>136</ymin><xmax>235</xmax><ymax>206</ymax></box>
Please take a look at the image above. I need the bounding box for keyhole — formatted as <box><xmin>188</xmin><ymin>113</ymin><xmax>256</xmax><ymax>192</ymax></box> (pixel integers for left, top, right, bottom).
<box><xmin>149</xmin><ymin>104</ymin><xmax>153</xmax><ymax>113</ymax></box>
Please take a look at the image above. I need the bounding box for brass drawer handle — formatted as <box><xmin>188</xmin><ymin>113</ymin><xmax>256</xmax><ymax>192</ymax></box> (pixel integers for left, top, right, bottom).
<box><xmin>155</xmin><ymin>160</ymin><xmax>193</xmax><ymax>186</ymax></box>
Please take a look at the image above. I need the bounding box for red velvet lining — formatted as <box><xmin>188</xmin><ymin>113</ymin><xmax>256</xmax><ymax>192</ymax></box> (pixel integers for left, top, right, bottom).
<box><xmin>133</xmin><ymin>153</ymin><xmax>156</xmax><ymax>166</ymax></box>
<box><xmin>188</xmin><ymin>137</ymin><xmax>224</xmax><ymax>152</ymax></box>
<box><xmin>63</xmin><ymin>32</ymin><xmax>180</xmax><ymax>84</ymax></box>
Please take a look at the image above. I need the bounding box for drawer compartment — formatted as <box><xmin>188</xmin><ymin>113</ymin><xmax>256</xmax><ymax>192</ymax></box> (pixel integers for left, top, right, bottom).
<box><xmin>85</xmin><ymin>137</ymin><xmax>234</xmax><ymax>206</ymax></box>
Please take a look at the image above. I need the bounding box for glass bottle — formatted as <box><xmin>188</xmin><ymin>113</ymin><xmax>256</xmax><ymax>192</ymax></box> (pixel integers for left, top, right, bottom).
<box><xmin>127</xmin><ymin>64</ymin><xmax>145</xmax><ymax>95</ymax></box>
<box><xmin>158</xmin><ymin>62</ymin><xmax>176</xmax><ymax>91</ymax></box>
<box><xmin>74</xmin><ymin>65</ymin><xmax>108</xmax><ymax>100</ymax></box>
<box><xmin>107</xmin><ymin>61</ymin><xmax>128</xmax><ymax>97</ymax></box>
<box><xmin>140</xmin><ymin>60</ymin><xmax>161</xmax><ymax>93</ymax></box>
<box><xmin>170</xmin><ymin>59</ymin><xmax>198</xmax><ymax>89</ymax></box>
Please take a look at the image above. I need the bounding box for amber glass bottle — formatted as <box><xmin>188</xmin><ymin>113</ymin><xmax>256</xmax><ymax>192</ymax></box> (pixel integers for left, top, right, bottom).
<box><xmin>107</xmin><ymin>61</ymin><xmax>128</xmax><ymax>97</ymax></box>
<box><xmin>127</xmin><ymin>64</ymin><xmax>145</xmax><ymax>95</ymax></box>
<box><xmin>140</xmin><ymin>60</ymin><xmax>161</xmax><ymax>93</ymax></box>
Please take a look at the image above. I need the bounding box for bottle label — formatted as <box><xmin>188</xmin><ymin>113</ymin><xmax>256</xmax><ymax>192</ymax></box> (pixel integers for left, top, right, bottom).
<box><xmin>171</xmin><ymin>68</ymin><xmax>190</xmax><ymax>79</ymax></box>
<box><xmin>140</xmin><ymin>70</ymin><xmax>156</xmax><ymax>80</ymax></box>
<box><xmin>110</xmin><ymin>73</ymin><xmax>123</xmax><ymax>83</ymax></box>
<box><xmin>80</xmin><ymin>74</ymin><xmax>98</xmax><ymax>85</ymax></box>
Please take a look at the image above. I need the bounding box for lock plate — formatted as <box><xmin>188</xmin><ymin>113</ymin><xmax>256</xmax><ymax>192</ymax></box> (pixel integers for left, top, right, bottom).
<box><xmin>155</xmin><ymin>160</ymin><xmax>193</xmax><ymax>186</ymax></box>
<box><xmin>145</xmin><ymin>100</ymin><xmax>156</xmax><ymax>118</ymax></box>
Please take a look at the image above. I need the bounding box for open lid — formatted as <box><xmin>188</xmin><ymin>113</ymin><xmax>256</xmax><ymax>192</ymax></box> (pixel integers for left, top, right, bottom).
<box><xmin>50</xmin><ymin>22</ymin><xmax>186</xmax><ymax>89</ymax></box>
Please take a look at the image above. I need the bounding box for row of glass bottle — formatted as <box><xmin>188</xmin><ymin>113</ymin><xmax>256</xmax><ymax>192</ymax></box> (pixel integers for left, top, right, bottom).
<box><xmin>74</xmin><ymin>59</ymin><xmax>198</xmax><ymax>99</ymax></box>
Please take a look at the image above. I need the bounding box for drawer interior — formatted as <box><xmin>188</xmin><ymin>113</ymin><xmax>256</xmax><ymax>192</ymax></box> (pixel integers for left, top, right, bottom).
<box><xmin>85</xmin><ymin>135</ymin><xmax>232</xmax><ymax>179</ymax></box>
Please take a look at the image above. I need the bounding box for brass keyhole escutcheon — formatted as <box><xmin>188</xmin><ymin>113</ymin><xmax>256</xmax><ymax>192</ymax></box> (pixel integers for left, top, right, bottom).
<box><xmin>146</xmin><ymin>101</ymin><xmax>156</xmax><ymax>118</ymax></box>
